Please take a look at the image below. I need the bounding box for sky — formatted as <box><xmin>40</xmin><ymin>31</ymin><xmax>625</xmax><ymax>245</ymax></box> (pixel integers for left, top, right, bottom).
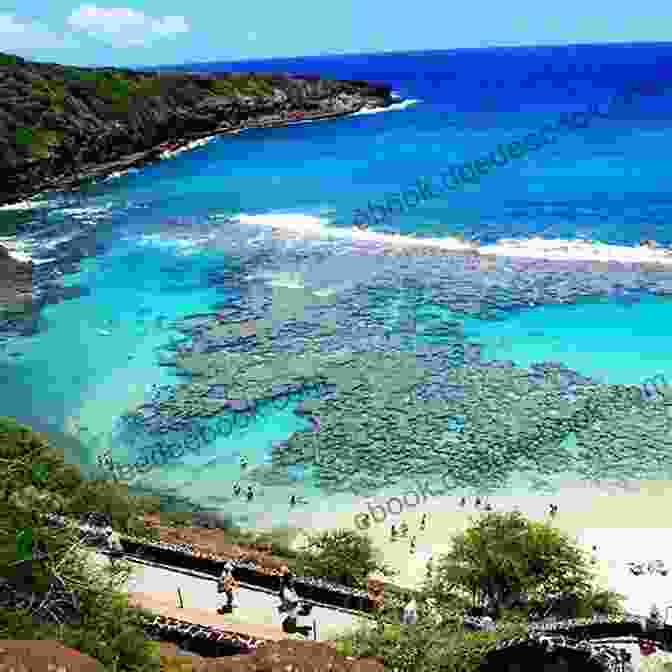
<box><xmin>1</xmin><ymin>1</ymin><xmax>672</xmax><ymax>69</ymax></box>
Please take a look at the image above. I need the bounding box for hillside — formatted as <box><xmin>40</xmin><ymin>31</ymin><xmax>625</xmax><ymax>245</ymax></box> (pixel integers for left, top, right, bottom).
<box><xmin>0</xmin><ymin>52</ymin><xmax>392</xmax><ymax>206</ymax></box>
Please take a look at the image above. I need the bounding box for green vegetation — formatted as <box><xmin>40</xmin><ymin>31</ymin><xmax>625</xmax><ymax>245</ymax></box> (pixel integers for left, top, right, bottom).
<box><xmin>336</xmin><ymin>617</ymin><xmax>530</xmax><ymax>672</ymax></box>
<box><xmin>209</xmin><ymin>73</ymin><xmax>275</xmax><ymax>97</ymax></box>
<box><xmin>0</xmin><ymin>53</ymin><xmax>23</xmax><ymax>66</ymax></box>
<box><xmin>332</xmin><ymin>509</ymin><xmax>626</xmax><ymax>671</ymax></box>
<box><xmin>292</xmin><ymin>528</ymin><xmax>396</xmax><ymax>589</ymax></box>
<box><xmin>425</xmin><ymin>509</ymin><xmax>625</xmax><ymax>620</ymax></box>
<box><xmin>31</xmin><ymin>79</ymin><xmax>68</xmax><ymax>114</ymax></box>
<box><xmin>14</xmin><ymin>127</ymin><xmax>65</xmax><ymax>159</ymax></box>
<box><xmin>0</xmin><ymin>416</ymin><xmax>164</xmax><ymax>671</ymax></box>
<box><xmin>0</xmin><ymin>413</ymin><xmax>628</xmax><ymax>671</ymax></box>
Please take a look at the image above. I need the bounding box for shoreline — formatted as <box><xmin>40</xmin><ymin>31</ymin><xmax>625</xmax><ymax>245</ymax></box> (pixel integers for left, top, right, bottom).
<box><xmin>0</xmin><ymin>104</ymin><xmax>374</xmax><ymax>210</ymax></box>
<box><xmin>273</xmin><ymin>477</ymin><xmax>672</xmax><ymax>619</ymax></box>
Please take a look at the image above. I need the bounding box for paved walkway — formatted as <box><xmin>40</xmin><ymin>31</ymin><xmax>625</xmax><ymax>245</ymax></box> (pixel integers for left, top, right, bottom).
<box><xmin>88</xmin><ymin>551</ymin><xmax>368</xmax><ymax>642</ymax></box>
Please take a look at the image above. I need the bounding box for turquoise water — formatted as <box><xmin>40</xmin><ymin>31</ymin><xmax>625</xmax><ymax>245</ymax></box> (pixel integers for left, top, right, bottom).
<box><xmin>2</xmin><ymin>44</ymin><xmax>672</xmax><ymax>526</ymax></box>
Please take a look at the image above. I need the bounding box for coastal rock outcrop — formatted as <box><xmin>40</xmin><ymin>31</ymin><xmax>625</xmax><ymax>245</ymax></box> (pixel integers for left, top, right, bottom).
<box><xmin>0</xmin><ymin>243</ymin><xmax>33</xmax><ymax>318</ymax></box>
<box><xmin>0</xmin><ymin>52</ymin><xmax>393</xmax><ymax>206</ymax></box>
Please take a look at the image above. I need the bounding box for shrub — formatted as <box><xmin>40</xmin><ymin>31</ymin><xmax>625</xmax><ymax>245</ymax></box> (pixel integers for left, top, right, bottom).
<box><xmin>0</xmin><ymin>416</ymin><xmax>162</xmax><ymax>671</ymax></box>
<box><xmin>0</xmin><ymin>53</ymin><xmax>23</xmax><ymax>66</ymax></box>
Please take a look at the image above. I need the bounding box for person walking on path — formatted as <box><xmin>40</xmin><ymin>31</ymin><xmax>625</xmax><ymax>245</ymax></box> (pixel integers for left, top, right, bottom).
<box><xmin>216</xmin><ymin>560</ymin><xmax>239</xmax><ymax>613</ymax></box>
<box><xmin>402</xmin><ymin>594</ymin><xmax>418</xmax><ymax>625</ymax></box>
<box><xmin>104</xmin><ymin>526</ymin><xmax>124</xmax><ymax>567</ymax></box>
<box><xmin>279</xmin><ymin>572</ymin><xmax>299</xmax><ymax>611</ymax></box>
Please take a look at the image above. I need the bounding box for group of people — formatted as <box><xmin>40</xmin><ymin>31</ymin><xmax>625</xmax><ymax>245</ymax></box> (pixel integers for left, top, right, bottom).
<box><xmin>232</xmin><ymin>482</ymin><xmax>255</xmax><ymax>502</ymax></box>
<box><xmin>628</xmin><ymin>560</ymin><xmax>669</xmax><ymax>576</ymax></box>
<box><xmin>390</xmin><ymin>513</ymin><xmax>427</xmax><ymax>554</ymax></box>
<box><xmin>458</xmin><ymin>497</ymin><xmax>493</xmax><ymax>511</ymax></box>
<box><xmin>215</xmin><ymin>563</ymin><xmax>315</xmax><ymax>638</ymax></box>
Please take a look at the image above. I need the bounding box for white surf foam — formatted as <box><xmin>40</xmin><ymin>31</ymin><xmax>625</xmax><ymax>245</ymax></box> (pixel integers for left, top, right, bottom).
<box><xmin>0</xmin><ymin>236</ymin><xmax>57</xmax><ymax>265</ymax></box>
<box><xmin>0</xmin><ymin>198</ymin><xmax>50</xmax><ymax>211</ymax></box>
<box><xmin>231</xmin><ymin>212</ymin><xmax>475</xmax><ymax>251</ymax></box>
<box><xmin>230</xmin><ymin>213</ymin><xmax>672</xmax><ymax>268</ymax></box>
<box><xmin>159</xmin><ymin>135</ymin><xmax>216</xmax><ymax>160</ymax></box>
<box><xmin>480</xmin><ymin>236</ymin><xmax>672</xmax><ymax>267</ymax></box>
<box><xmin>103</xmin><ymin>167</ymin><xmax>139</xmax><ymax>182</ymax></box>
<box><xmin>352</xmin><ymin>99</ymin><xmax>421</xmax><ymax>116</ymax></box>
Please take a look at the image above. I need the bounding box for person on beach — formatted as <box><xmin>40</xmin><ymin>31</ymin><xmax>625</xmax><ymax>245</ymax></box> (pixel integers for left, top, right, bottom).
<box><xmin>233</xmin><ymin>482</ymin><xmax>241</xmax><ymax>497</ymax></box>
<box><xmin>420</xmin><ymin>513</ymin><xmax>427</xmax><ymax>531</ymax></box>
<box><xmin>426</xmin><ymin>556</ymin><xmax>434</xmax><ymax>579</ymax></box>
<box><xmin>475</xmin><ymin>497</ymin><xmax>481</xmax><ymax>508</ymax></box>
<box><xmin>402</xmin><ymin>594</ymin><xmax>418</xmax><ymax>625</ymax></box>
<box><xmin>410</xmin><ymin>536</ymin><xmax>416</xmax><ymax>554</ymax></box>
<box><xmin>459</xmin><ymin>497</ymin><xmax>466</xmax><ymax>507</ymax></box>
<box><xmin>484</xmin><ymin>503</ymin><xmax>493</xmax><ymax>512</ymax></box>
<box><xmin>246</xmin><ymin>486</ymin><xmax>254</xmax><ymax>502</ymax></box>
<box><xmin>400</xmin><ymin>521</ymin><xmax>408</xmax><ymax>537</ymax></box>
<box><xmin>391</xmin><ymin>525</ymin><xmax>398</xmax><ymax>541</ymax></box>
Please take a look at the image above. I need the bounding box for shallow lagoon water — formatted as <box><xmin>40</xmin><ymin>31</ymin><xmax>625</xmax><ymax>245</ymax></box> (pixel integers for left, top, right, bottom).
<box><xmin>3</xmin><ymin>44</ymin><xmax>672</xmax><ymax>526</ymax></box>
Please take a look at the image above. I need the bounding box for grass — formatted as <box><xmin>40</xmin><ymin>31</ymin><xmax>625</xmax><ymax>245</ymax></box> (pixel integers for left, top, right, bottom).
<box><xmin>208</xmin><ymin>74</ymin><xmax>275</xmax><ymax>97</ymax></box>
<box><xmin>15</xmin><ymin>127</ymin><xmax>65</xmax><ymax>159</ymax></box>
<box><xmin>31</xmin><ymin>80</ymin><xmax>67</xmax><ymax>114</ymax></box>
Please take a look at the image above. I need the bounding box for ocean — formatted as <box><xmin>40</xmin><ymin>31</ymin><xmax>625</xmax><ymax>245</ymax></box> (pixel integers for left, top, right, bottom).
<box><xmin>2</xmin><ymin>42</ymin><xmax>672</xmax><ymax>529</ymax></box>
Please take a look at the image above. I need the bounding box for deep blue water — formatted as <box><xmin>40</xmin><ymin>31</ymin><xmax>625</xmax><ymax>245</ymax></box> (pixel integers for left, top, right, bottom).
<box><xmin>1</xmin><ymin>42</ymin><xmax>672</xmax><ymax>526</ymax></box>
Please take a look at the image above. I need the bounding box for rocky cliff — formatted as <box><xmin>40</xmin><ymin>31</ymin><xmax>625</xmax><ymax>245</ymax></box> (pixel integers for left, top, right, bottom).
<box><xmin>0</xmin><ymin>52</ymin><xmax>393</xmax><ymax>206</ymax></box>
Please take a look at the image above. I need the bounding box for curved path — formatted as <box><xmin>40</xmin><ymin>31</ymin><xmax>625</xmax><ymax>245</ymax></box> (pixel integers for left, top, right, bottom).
<box><xmin>87</xmin><ymin>550</ymin><xmax>370</xmax><ymax>643</ymax></box>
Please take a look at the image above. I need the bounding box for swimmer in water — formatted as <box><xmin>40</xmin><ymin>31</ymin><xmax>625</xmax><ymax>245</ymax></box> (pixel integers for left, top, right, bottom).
<box><xmin>241</xmin><ymin>457</ymin><xmax>248</xmax><ymax>469</ymax></box>
<box><xmin>290</xmin><ymin>494</ymin><xmax>296</xmax><ymax>507</ymax></box>
<box><xmin>246</xmin><ymin>486</ymin><xmax>254</xmax><ymax>501</ymax></box>
<box><xmin>233</xmin><ymin>482</ymin><xmax>241</xmax><ymax>497</ymax></box>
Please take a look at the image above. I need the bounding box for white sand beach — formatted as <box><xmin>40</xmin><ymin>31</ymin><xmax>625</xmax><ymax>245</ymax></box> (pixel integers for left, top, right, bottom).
<box><xmin>283</xmin><ymin>478</ymin><xmax>672</xmax><ymax>619</ymax></box>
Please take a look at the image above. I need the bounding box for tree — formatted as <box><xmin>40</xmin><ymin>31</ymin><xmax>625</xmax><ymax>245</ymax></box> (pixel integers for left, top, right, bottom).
<box><xmin>293</xmin><ymin>529</ymin><xmax>396</xmax><ymax>588</ymax></box>
<box><xmin>0</xmin><ymin>416</ymin><xmax>161</xmax><ymax>671</ymax></box>
<box><xmin>427</xmin><ymin>510</ymin><xmax>613</xmax><ymax>618</ymax></box>
<box><xmin>335</xmin><ymin>608</ymin><xmax>529</xmax><ymax>672</ymax></box>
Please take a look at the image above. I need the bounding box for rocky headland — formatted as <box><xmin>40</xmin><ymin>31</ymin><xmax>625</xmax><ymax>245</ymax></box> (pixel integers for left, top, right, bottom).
<box><xmin>0</xmin><ymin>52</ymin><xmax>393</xmax><ymax>325</ymax></box>
<box><xmin>0</xmin><ymin>52</ymin><xmax>392</xmax><ymax>207</ymax></box>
